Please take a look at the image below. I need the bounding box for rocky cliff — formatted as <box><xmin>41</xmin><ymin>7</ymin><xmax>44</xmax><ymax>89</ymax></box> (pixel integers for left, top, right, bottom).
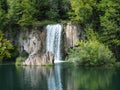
<box><xmin>19</xmin><ymin>28</ymin><xmax>54</xmax><ymax>65</ymax></box>
<box><xmin>64</xmin><ymin>22</ymin><xmax>84</xmax><ymax>53</ymax></box>
<box><xmin>18</xmin><ymin>22</ymin><xmax>83</xmax><ymax>65</ymax></box>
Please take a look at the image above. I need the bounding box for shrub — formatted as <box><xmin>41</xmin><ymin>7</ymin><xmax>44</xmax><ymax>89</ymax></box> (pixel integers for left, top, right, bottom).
<box><xmin>0</xmin><ymin>31</ymin><xmax>13</xmax><ymax>61</ymax></box>
<box><xmin>67</xmin><ymin>40</ymin><xmax>115</xmax><ymax>66</ymax></box>
<box><xmin>33</xmin><ymin>20</ymin><xmax>57</xmax><ymax>27</ymax></box>
<box><xmin>15</xmin><ymin>56</ymin><xmax>27</xmax><ymax>65</ymax></box>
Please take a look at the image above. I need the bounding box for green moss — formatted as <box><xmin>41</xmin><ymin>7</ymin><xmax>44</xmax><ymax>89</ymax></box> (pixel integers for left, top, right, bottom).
<box><xmin>15</xmin><ymin>56</ymin><xmax>27</xmax><ymax>66</ymax></box>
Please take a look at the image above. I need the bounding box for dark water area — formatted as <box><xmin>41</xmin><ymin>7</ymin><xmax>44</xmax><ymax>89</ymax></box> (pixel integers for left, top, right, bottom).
<box><xmin>0</xmin><ymin>63</ymin><xmax>120</xmax><ymax>90</ymax></box>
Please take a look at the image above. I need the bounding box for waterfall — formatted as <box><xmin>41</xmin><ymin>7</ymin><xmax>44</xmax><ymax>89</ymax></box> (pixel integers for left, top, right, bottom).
<box><xmin>46</xmin><ymin>24</ymin><xmax>62</xmax><ymax>62</ymax></box>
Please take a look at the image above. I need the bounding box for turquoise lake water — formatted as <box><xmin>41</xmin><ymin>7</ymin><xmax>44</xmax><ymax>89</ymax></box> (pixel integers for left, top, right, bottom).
<box><xmin>0</xmin><ymin>63</ymin><xmax>120</xmax><ymax>90</ymax></box>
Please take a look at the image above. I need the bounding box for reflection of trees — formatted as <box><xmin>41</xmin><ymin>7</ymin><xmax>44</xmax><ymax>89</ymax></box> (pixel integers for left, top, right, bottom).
<box><xmin>66</xmin><ymin>67</ymin><xmax>115</xmax><ymax>90</ymax></box>
<box><xmin>16</xmin><ymin>66</ymin><xmax>54</xmax><ymax>90</ymax></box>
<box><xmin>16</xmin><ymin>65</ymin><xmax>63</xmax><ymax>90</ymax></box>
<box><xmin>0</xmin><ymin>65</ymin><xmax>116</xmax><ymax>90</ymax></box>
<box><xmin>0</xmin><ymin>66</ymin><xmax>15</xmax><ymax>90</ymax></box>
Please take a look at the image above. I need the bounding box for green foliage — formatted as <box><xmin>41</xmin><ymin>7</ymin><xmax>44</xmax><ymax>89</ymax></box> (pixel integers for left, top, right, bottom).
<box><xmin>69</xmin><ymin>0</ymin><xmax>120</xmax><ymax>60</ymax></box>
<box><xmin>84</xmin><ymin>25</ymin><xmax>99</xmax><ymax>41</ymax></box>
<box><xmin>7</xmin><ymin>0</ymin><xmax>22</xmax><ymax>24</ymax></box>
<box><xmin>69</xmin><ymin>0</ymin><xmax>96</xmax><ymax>23</ymax></box>
<box><xmin>67</xmin><ymin>40</ymin><xmax>115</xmax><ymax>66</ymax></box>
<box><xmin>0</xmin><ymin>0</ymin><xmax>8</xmax><ymax>30</ymax></box>
<box><xmin>2</xmin><ymin>0</ymin><xmax>70</xmax><ymax>28</ymax></box>
<box><xmin>7</xmin><ymin>0</ymin><xmax>37</xmax><ymax>27</ymax></box>
<box><xmin>15</xmin><ymin>56</ymin><xmax>26</xmax><ymax>66</ymax></box>
<box><xmin>67</xmin><ymin>29</ymin><xmax>115</xmax><ymax>66</ymax></box>
<box><xmin>0</xmin><ymin>31</ymin><xmax>13</xmax><ymax>61</ymax></box>
<box><xmin>18</xmin><ymin>0</ymin><xmax>37</xmax><ymax>27</ymax></box>
<box><xmin>98</xmin><ymin>0</ymin><xmax>120</xmax><ymax>59</ymax></box>
<box><xmin>67</xmin><ymin>67</ymin><xmax>115</xmax><ymax>90</ymax></box>
<box><xmin>0</xmin><ymin>9</ymin><xmax>6</xmax><ymax>30</ymax></box>
<box><xmin>34</xmin><ymin>0</ymin><xmax>70</xmax><ymax>21</ymax></box>
<box><xmin>40</xmin><ymin>20</ymin><xmax>56</xmax><ymax>26</ymax></box>
<box><xmin>98</xmin><ymin>0</ymin><xmax>120</xmax><ymax>43</ymax></box>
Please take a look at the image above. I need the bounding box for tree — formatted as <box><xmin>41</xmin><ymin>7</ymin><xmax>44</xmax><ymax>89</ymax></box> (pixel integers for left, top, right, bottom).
<box><xmin>98</xmin><ymin>0</ymin><xmax>120</xmax><ymax>59</ymax></box>
<box><xmin>18</xmin><ymin>0</ymin><xmax>37</xmax><ymax>27</ymax></box>
<box><xmin>7</xmin><ymin>0</ymin><xmax>37</xmax><ymax>27</ymax></box>
<box><xmin>0</xmin><ymin>31</ymin><xmax>13</xmax><ymax>61</ymax></box>
<box><xmin>67</xmin><ymin>40</ymin><xmax>115</xmax><ymax>66</ymax></box>
<box><xmin>69</xmin><ymin>0</ymin><xmax>120</xmax><ymax>60</ymax></box>
<box><xmin>7</xmin><ymin>0</ymin><xmax>22</xmax><ymax>25</ymax></box>
<box><xmin>69</xmin><ymin>0</ymin><xmax>96</xmax><ymax>24</ymax></box>
<box><xmin>33</xmin><ymin>0</ymin><xmax>70</xmax><ymax>21</ymax></box>
<box><xmin>0</xmin><ymin>0</ymin><xmax>8</xmax><ymax>30</ymax></box>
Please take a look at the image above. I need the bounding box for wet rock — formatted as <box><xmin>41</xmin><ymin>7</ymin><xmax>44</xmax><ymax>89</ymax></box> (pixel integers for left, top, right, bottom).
<box><xmin>23</xmin><ymin>52</ymin><xmax>54</xmax><ymax>65</ymax></box>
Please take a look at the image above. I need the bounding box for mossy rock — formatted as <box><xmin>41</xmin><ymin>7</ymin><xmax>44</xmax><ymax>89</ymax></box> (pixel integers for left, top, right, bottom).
<box><xmin>15</xmin><ymin>57</ymin><xmax>27</xmax><ymax>66</ymax></box>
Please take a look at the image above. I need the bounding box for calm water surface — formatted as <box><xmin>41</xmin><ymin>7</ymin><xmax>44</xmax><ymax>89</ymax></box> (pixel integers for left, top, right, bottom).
<box><xmin>0</xmin><ymin>63</ymin><xmax>120</xmax><ymax>90</ymax></box>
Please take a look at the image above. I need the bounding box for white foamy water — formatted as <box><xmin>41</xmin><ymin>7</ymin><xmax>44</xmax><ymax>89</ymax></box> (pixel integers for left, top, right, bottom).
<box><xmin>46</xmin><ymin>24</ymin><xmax>62</xmax><ymax>61</ymax></box>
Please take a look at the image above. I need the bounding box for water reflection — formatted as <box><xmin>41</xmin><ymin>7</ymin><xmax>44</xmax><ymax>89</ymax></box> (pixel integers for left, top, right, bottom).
<box><xmin>16</xmin><ymin>64</ymin><xmax>63</xmax><ymax>90</ymax></box>
<box><xmin>0</xmin><ymin>64</ymin><xmax>120</xmax><ymax>90</ymax></box>
<box><xmin>65</xmin><ymin>67</ymin><xmax>115</xmax><ymax>90</ymax></box>
<box><xmin>47</xmin><ymin>64</ymin><xmax>62</xmax><ymax>90</ymax></box>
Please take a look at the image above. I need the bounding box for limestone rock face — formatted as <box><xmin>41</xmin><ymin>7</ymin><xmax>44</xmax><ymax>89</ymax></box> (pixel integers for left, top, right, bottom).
<box><xmin>19</xmin><ymin>29</ymin><xmax>54</xmax><ymax>65</ymax></box>
<box><xmin>64</xmin><ymin>22</ymin><xmax>84</xmax><ymax>51</ymax></box>
<box><xmin>19</xmin><ymin>29</ymin><xmax>45</xmax><ymax>55</ymax></box>
<box><xmin>65</xmin><ymin>22</ymin><xmax>79</xmax><ymax>47</ymax></box>
<box><xmin>63</xmin><ymin>22</ymin><xmax>84</xmax><ymax>56</ymax></box>
<box><xmin>23</xmin><ymin>52</ymin><xmax>54</xmax><ymax>65</ymax></box>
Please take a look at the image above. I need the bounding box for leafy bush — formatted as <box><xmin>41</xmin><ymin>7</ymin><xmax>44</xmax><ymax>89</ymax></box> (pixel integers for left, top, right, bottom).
<box><xmin>38</xmin><ymin>20</ymin><xmax>58</xmax><ymax>26</ymax></box>
<box><xmin>15</xmin><ymin>56</ymin><xmax>27</xmax><ymax>65</ymax></box>
<box><xmin>67</xmin><ymin>40</ymin><xmax>115</xmax><ymax>66</ymax></box>
<box><xmin>0</xmin><ymin>31</ymin><xmax>13</xmax><ymax>61</ymax></box>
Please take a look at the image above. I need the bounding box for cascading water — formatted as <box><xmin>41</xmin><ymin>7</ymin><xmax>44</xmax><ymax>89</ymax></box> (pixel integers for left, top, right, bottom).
<box><xmin>46</xmin><ymin>24</ymin><xmax>62</xmax><ymax>62</ymax></box>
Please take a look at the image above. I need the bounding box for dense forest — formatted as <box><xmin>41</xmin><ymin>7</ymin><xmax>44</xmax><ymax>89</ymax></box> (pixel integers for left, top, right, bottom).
<box><xmin>0</xmin><ymin>0</ymin><xmax>120</xmax><ymax>65</ymax></box>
